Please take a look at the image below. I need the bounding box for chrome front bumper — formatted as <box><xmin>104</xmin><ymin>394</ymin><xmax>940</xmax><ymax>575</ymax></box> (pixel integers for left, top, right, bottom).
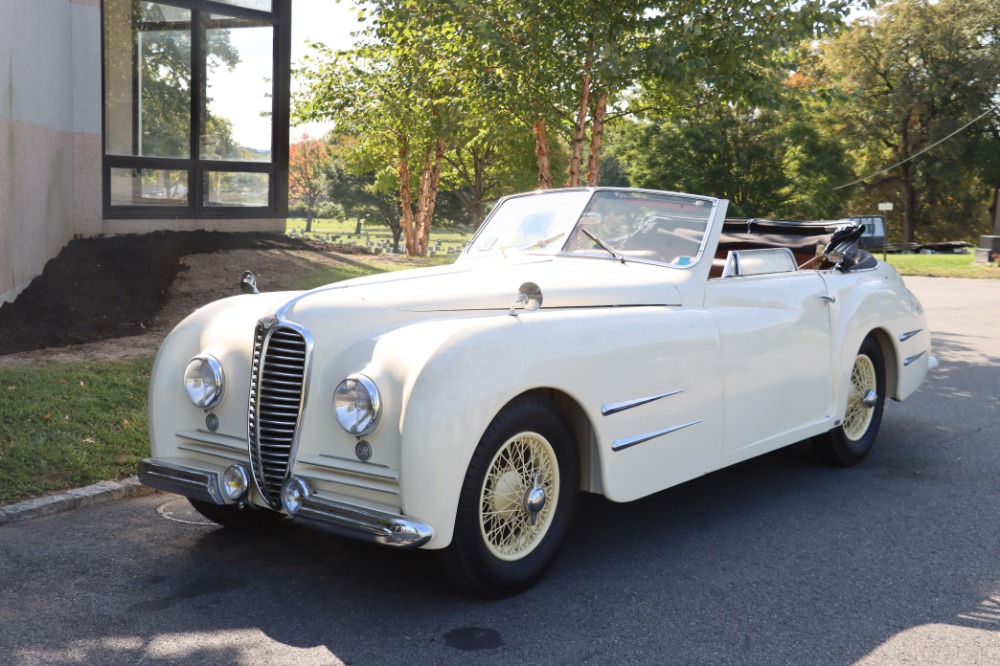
<box><xmin>138</xmin><ymin>457</ymin><xmax>434</xmax><ymax>549</ymax></box>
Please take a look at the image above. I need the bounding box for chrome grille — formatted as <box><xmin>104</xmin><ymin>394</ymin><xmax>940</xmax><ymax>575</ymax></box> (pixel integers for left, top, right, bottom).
<box><xmin>249</xmin><ymin>324</ymin><xmax>307</xmax><ymax>509</ymax></box>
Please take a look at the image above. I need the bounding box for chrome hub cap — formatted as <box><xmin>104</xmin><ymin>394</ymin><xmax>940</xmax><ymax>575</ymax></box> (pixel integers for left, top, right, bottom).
<box><xmin>479</xmin><ymin>432</ymin><xmax>559</xmax><ymax>561</ymax></box>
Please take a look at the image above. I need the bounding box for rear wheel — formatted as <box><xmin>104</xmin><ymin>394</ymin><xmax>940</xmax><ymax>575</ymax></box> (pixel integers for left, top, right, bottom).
<box><xmin>814</xmin><ymin>334</ymin><xmax>886</xmax><ymax>467</ymax></box>
<box><xmin>440</xmin><ymin>396</ymin><xmax>579</xmax><ymax>598</ymax></box>
<box><xmin>188</xmin><ymin>499</ymin><xmax>286</xmax><ymax>529</ymax></box>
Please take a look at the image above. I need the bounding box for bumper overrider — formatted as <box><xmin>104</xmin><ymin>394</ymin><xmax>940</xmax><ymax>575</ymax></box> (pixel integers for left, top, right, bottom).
<box><xmin>138</xmin><ymin>458</ymin><xmax>433</xmax><ymax>548</ymax></box>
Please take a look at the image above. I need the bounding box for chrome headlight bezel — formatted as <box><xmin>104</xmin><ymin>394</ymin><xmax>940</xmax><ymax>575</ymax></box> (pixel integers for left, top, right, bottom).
<box><xmin>333</xmin><ymin>373</ymin><xmax>382</xmax><ymax>437</ymax></box>
<box><xmin>221</xmin><ymin>465</ymin><xmax>250</xmax><ymax>503</ymax></box>
<box><xmin>183</xmin><ymin>354</ymin><xmax>225</xmax><ymax>410</ymax></box>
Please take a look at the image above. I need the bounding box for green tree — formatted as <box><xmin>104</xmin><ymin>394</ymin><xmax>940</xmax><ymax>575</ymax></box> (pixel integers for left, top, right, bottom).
<box><xmin>441</xmin><ymin>118</ymin><xmax>539</xmax><ymax>230</ymax></box>
<box><xmin>818</xmin><ymin>0</ymin><xmax>1000</xmax><ymax>242</ymax></box>
<box><xmin>608</xmin><ymin>96</ymin><xmax>852</xmax><ymax>219</ymax></box>
<box><xmin>325</xmin><ymin>162</ymin><xmax>406</xmax><ymax>252</ymax></box>
<box><xmin>288</xmin><ymin>136</ymin><xmax>333</xmax><ymax>233</ymax></box>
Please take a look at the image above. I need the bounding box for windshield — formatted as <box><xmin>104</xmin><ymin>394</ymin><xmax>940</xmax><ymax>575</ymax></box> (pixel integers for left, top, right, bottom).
<box><xmin>463</xmin><ymin>189</ymin><xmax>715</xmax><ymax>267</ymax></box>
<box><xmin>464</xmin><ymin>190</ymin><xmax>591</xmax><ymax>256</ymax></box>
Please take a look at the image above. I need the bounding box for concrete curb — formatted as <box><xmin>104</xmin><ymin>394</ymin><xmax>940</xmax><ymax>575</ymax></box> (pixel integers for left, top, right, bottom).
<box><xmin>0</xmin><ymin>477</ymin><xmax>159</xmax><ymax>526</ymax></box>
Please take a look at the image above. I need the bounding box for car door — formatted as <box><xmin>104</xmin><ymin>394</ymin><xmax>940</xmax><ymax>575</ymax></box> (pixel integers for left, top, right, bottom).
<box><xmin>704</xmin><ymin>261</ymin><xmax>834</xmax><ymax>465</ymax></box>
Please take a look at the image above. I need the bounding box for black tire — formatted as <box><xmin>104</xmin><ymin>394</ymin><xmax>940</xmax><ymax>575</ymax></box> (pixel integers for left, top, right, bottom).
<box><xmin>814</xmin><ymin>334</ymin><xmax>886</xmax><ymax>467</ymax></box>
<box><xmin>439</xmin><ymin>395</ymin><xmax>580</xmax><ymax>598</ymax></box>
<box><xmin>188</xmin><ymin>498</ymin><xmax>287</xmax><ymax>529</ymax></box>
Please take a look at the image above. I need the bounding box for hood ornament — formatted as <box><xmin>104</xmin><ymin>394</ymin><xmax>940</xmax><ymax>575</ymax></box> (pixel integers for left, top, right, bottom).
<box><xmin>509</xmin><ymin>282</ymin><xmax>543</xmax><ymax>317</ymax></box>
<box><xmin>240</xmin><ymin>270</ymin><xmax>260</xmax><ymax>295</ymax></box>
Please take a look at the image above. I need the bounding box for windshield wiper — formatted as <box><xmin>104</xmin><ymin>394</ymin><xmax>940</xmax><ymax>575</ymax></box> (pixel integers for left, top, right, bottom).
<box><xmin>580</xmin><ymin>227</ymin><xmax>624</xmax><ymax>263</ymax></box>
<box><xmin>501</xmin><ymin>232</ymin><xmax>565</xmax><ymax>256</ymax></box>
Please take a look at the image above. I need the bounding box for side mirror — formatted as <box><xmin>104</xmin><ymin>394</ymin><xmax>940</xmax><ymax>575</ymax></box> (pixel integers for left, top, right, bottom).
<box><xmin>240</xmin><ymin>270</ymin><xmax>260</xmax><ymax>295</ymax></box>
<box><xmin>509</xmin><ymin>282</ymin><xmax>543</xmax><ymax>316</ymax></box>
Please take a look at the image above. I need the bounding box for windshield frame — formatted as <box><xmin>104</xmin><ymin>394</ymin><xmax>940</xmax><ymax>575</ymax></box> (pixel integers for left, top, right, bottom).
<box><xmin>460</xmin><ymin>188</ymin><xmax>720</xmax><ymax>269</ymax></box>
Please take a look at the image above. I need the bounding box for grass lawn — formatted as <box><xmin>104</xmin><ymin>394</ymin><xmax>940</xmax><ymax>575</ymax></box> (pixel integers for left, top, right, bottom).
<box><xmin>286</xmin><ymin>217</ymin><xmax>474</xmax><ymax>256</ymax></box>
<box><xmin>0</xmin><ymin>359</ymin><xmax>153</xmax><ymax>505</ymax></box>
<box><xmin>885</xmin><ymin>252</ymin><xmax>1000</xmax><ymax>279</ymax></box>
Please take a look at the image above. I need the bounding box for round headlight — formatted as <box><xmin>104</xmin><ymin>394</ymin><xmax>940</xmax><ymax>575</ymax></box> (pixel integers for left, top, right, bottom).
<box><xmin>183</xmin><ymin>354</ymin><xmax>225</xmax><ymax>410</ymax></box>
<box><xmin>333</xmin><ymin>374</ymin><xmax>382</xmax><ymax>436</ymax></box>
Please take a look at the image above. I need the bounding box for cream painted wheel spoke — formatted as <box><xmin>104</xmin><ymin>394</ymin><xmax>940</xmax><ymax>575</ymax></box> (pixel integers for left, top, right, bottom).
<box><xmin>479</xmin><ymin>432</ymin><xmax>560</xmax><ymax>561</ymax></box>
<box><xmin>843</xmin><ymin>354</ymin><xmax>877</xmax><ymax>441</ymax></box>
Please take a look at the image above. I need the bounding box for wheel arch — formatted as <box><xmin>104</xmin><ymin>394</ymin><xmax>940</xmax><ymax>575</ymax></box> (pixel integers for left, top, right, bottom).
<box><xmin>519</xmin><ymin>387</ymin><xmax>601</xmax><ymax>496</ymax></box>
<box><xmin>832</xmin><ymin>327</ymin><xmax>896</xmax><ymax>424</ymax></box>
<box><xmin>868</xmin><ymin>327</ymin><xmax>900</xmax><ymax>400</ymax></box>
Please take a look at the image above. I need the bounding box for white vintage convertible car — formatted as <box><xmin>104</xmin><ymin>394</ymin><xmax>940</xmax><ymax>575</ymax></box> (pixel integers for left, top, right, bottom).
<box><xmin>140</xmin><ymin>188</ymin><xmax>936</xmax><ymax>596</ymax></box>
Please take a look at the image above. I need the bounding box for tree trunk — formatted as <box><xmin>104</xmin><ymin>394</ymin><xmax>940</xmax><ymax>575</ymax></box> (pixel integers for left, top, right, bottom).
<box><xmin>534</xmin><ymin>118</ymin><xmax>552</xmax><ymax>190</ymax></box>
<box><xmin>586</xmin><ymin>92</ymin><xmax>608</xmax><ymax>187</ymax></box>
<box><xmin>396</xmin><ymin>135</ymin><xmax>418</xmax><ymax>256</ymax></box>
<box><xmin>305</xmin><ymin>212</ymin><xmax>315</xmax><ymax>233</ymax></box>
<box><xmin>902</xmin><ymin>162</ymin><xmax>917</xmax><ymax>244</ymax></box>
<box><xmin>413</xmin><ymin>137</ymin><xmax>446</xmax><ymax>257</ymax></box>
<box><xmin>991</xmin><ymin>187</ymin><xmax>1000</xmax><ymax>236</ymax></box>
<box><xmin>568</xmin><ymin>53</ymin><xmax>593</xmax><ymax>187</ymax></box>
<box><xmin>392</xmin><ymin>225</ymin><xmax>402</xmax><ymax>254</ymax></box>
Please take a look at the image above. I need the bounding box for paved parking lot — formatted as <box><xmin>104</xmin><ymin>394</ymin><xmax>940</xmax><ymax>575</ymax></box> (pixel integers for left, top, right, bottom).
<box><xmin>0</xmin><ymin>276</ymin><xmax>997</xmax><ymax>665</ymax></box>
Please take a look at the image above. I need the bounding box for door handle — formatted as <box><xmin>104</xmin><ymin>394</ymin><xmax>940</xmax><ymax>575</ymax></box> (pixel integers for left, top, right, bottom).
<box><xmin>820</xmin><ymin>295</ymin><xmax>836</xmax><ymax>304</ymax></box>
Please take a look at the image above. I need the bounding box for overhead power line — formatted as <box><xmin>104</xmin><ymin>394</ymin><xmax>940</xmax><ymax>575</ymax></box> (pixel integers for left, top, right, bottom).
<box><xmin>828</xmin><ymin>105</ymin><xmax>999</xmax><ymax>192</ymax></box>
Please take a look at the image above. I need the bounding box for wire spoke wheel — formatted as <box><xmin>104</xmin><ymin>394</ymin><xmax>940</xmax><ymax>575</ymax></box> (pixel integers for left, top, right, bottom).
<box><xmin>479</xmin><ymin>432</ymin><xmax>559</xmax><ymax>561</ymax></box>
<box><xmin>814</xmin><ymin>334</ymin><xmax>885</xmax><ymax>467</ymax></box>
<box><xmin>843</xmin><ymin>354</ymin><xmax>877</xmax><ymax>441</ymax></box>
<box><xmin>441</xmin><ymin>396</ymin><xmax>579</xmax><ymax>597</ymax></box>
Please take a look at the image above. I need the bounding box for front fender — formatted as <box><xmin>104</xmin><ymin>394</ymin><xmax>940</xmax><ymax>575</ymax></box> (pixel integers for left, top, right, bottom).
<box><xmin>823</xmin><ymin>268</ymin><xmax>932</xmax><ymax>423</ymax></box>
<box><xmin>367</xmin><ymin>315</ymin><xmax>535</xmax><ymax>549</ymax></box>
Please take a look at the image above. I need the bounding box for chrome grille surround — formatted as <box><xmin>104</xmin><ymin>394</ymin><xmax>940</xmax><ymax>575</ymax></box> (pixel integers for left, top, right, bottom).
<box><xmin>248</xmin><ymin>319</ymin><xmax>311</xmax><ymax>510</ymax></box>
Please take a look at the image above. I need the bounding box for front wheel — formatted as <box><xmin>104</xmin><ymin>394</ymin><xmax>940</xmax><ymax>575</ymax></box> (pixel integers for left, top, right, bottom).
<box><xmin>814</xmin><ymin>334</ymin><xmax>886</xmax><ymax>467</ymax></box>
<box><xmin>440</xmin><ymin>396</ymin><xmax>579</xmax><ymax>598</ymax></box>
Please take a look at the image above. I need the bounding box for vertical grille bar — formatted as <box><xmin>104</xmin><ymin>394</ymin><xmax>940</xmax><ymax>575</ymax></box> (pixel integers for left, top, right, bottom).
<box><xmin>248</xmin><ymin>324</ymin><xmax>308</xmax><ymax>509</ymax></box>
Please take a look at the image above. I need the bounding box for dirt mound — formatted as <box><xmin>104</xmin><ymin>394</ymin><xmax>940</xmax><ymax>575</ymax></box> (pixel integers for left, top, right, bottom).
<box><xmin>0</xmin><ymin>231</ymin><xmax>330</xmax><ymax>356</ymax></box>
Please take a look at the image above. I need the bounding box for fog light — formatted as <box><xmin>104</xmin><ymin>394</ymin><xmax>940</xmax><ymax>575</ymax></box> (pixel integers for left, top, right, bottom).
<box><xmin>221</xmin><ymin>465</ymin><xmax>249</xmax><ymax>503</ymax></box>
<box><xmin>281</xmin><ymin>477</ymin><xmax>311</xmax><ymax>515</ymax></box>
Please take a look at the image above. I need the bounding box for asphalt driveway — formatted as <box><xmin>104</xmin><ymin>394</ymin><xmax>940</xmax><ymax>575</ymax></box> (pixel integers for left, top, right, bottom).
<box><xmin>0</xmin><ymin>276</ymin><xmax>997</xmax><ymax>665</ymax></box>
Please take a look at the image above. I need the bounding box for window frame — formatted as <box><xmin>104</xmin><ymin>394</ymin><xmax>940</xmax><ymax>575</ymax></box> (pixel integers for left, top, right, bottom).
<box><xmin>101</xmin><ymin>0</ymin><xmax>291</xmax><ymax>219</ymax></box>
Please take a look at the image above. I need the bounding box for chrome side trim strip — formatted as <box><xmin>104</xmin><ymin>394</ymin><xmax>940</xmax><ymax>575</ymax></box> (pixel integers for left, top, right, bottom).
<box><xmin>602</xmin><ymin>390</ymin><xmax>683</xmax><ymax>416</ymax></box>
<box><xmin>899</xmin><ymin>329</ymin><xmax>922</xmax><ymax>342</ymax></box>
<box><xmin>611</xmin><ymin>420</ymin><xmax>702</xmax><ymax>452</ymax></box>
<box><xmin>296</xmin><ymin>493</ymin><xmax>433</xmax><ymax>549</ymax></box>
<box><xmin>904</xmin><ymin>350</ymin><xmax>927</xmax><ymax>366</ymax></box>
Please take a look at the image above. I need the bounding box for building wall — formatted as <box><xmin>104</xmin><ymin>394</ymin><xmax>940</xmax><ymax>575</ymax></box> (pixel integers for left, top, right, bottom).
<box><xmin>0</xmin><ymin>0</ymin><xmax>283</xmax><ymax>307</ymax></box>
<box><xmin>0</xmin><ymin>0</ymin><xmax>80</xmax><ymax>304</ymax></box>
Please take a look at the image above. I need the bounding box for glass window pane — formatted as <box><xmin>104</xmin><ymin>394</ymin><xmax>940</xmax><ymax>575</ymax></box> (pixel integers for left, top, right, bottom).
<box><xmin>104</xmin><ymin>1</ymin><xmax>192</xmax><ymax>159</ymax></box>
<box><xmin>202</xmin><ymin>15</ymin><xmax>274</xmax><ymax>162</ymax></box>
<box><xmin>210</xmin><ymin>0</ymin><xmax>273</xmax><ymax>12</ymax></box>
<box><xmin>110</xmin><ymin>167</ymin><xmax>189</xmax><ymax>206</ymax></box>
<box><xmin>204</xmin><ymin>171</ymin><xmax>269</xmax><ymax>207</ymax></box>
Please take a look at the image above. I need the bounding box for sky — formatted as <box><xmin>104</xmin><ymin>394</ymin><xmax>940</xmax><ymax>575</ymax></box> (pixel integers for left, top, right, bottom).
<box><xmin>290</xmin><ymin>0</ymin><xmax>361</xmax><ymax>140</ymax></box>
<box><xmin>206</xmin><ymin>0</ymin><xmax>359</xmax><ymax>151</ymax></box>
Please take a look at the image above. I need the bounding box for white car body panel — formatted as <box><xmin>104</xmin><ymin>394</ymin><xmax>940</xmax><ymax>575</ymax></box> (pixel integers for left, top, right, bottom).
<box><xmin>142</xmin><ymin>188</ymin><xmax>934</xmax><ymax>556</ymax></box>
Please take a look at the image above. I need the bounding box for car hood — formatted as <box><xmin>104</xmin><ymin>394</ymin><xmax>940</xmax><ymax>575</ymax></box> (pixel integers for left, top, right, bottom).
<box><xmin>277</xmin><ymin>256</ymin><xmax>683</xmax><ymax>318</ymax></box>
